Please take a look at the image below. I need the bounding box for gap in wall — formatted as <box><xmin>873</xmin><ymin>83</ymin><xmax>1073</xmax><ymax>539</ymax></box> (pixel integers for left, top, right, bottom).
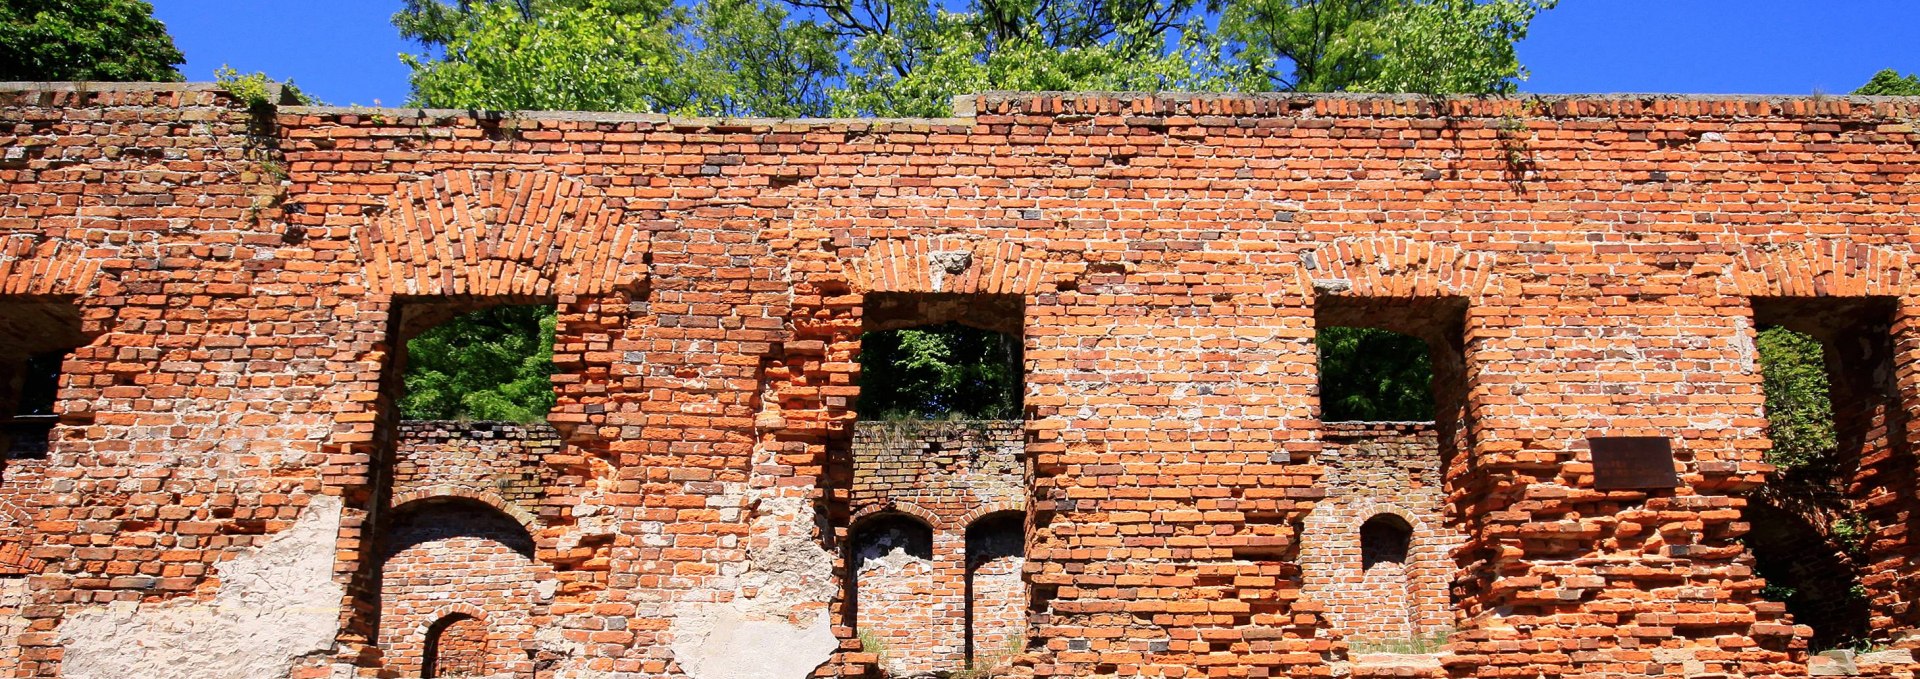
<box><xmin>364</xmin><ymin>297</ymin><xmax>560</xmax><ymax>678</ymax></box>
<box><xmin>1748</xmin><ymin>297</ymin><xmax>1900</xmax><ymax>651</ymax></box>
<box><xmin>1309</xmin><ymin>296</ymin><xmax>1468</xmax><ymax>651</ymax></box>
<box><xmin>846</xmin><ymin>291</ymin><xmax>1029</xmax><ymax>676</ymax></box>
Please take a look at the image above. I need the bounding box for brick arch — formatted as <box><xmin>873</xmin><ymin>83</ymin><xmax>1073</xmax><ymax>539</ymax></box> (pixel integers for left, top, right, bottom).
<box><xmin>1728</xmin><ymin>239</ymin><xmax>1916</xmax><ymax>297</ymax></box>
<box><xmin>390</xmin><ymin>486</ymin><xmax>539</xmax><ymax>530</ymax></box>
<box><xmin>1299</xmin><ymin>498</ymin><xmax>1450</xmax><ymax>641</ymax></box>
<box><xmin>1302</xmin><ymin>236</ymin><xmax>1499</xmax><ymax>298</ymax></box>
<box><xmin>379</xmin><ymin>494</ymin><xmax>548</xmax><ymax>678</ymax></box>
<box><xmin>360</xmin><ymin>170</ymin><xmax>648</xmax><ymax>297</ymax></box>
<box><xmin>851</xmin><ymin>501</ymin><xmax>943</xmax><ymax>532</ymax></box>
<box><xmin>0</xmin><ymin>234</ymin><xmax>113</xmax><ymax>296</ymax></box>
<box><xmin>956</xmin><ymin>501</ymin><xmax>1026</xmax><ymax>530</ymax></box>
<box><xmin>846</xmin><ymin>236</ymin><xmax>1050</xmax><ymax>296</ymax></box>
<box><xmin>413</xmin><ymin>602</ymin><xmax>489</xmax><ymax>638</ymax></box>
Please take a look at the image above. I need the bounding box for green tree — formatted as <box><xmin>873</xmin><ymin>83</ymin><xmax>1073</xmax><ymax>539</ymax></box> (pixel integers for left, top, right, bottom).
<box><xmin>1755</xmin><ymin>326</ymin><xmax>1835</xmax><ymax>473</ymax></box>
<box><xmin>1854</xmin><ymin>68</ymin><xmax>1920</xmax><ymax>96</ymax></box>
<box><xmin>824</xmin><ymin>0</ymin><xmax>1231</xmax><ymax>116</ymax></box>
<box><xmin>688</xmin><ymin>0</ymin><xmax>841</xmax><ymax>117</ymax></box>
<box><xmin>1215</xmin><ymin>0</ymin><xmax>1557</xmax><ymax>94</ymax></box>
<box><xmin>1316</xmin><ymin>327</ymin><xmax>1434</xmax><ymax>421</ymax></box>
<box><xmin>396</xmin><ymin>0</ymin><xmax>840</xmax><ymax>115</ymax></box>
<box><xmin>399</xmin><ymin>305</ymin><xmax>557</xmax><ymax>423</ymax></box>
<box><xmin>0</xmin><ymin>0</ymin><xmax>184</xmax><ymax>81</ymax></box>
<box><xmin>857</xmin><ymin>324</ymin><xmax>1022</xmax><ymax>419</ymax></box>
<box><xmin>398</xmin><ymin>0</ymin><xmax>696</xmax><ymax>112</ymax></box>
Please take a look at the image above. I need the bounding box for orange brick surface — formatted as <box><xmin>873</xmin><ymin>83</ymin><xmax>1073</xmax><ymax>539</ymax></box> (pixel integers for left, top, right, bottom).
<box><xmin>2</xmin><ymin>83</ymin><xmax>1920</xmax><ymax>678</ymax></box>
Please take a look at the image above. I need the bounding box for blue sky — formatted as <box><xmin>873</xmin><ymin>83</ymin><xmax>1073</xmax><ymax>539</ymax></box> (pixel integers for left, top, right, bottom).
<box><xmin>149</xmin><ymin>0</ymin><xmax>1920</xmax><ymax>107</ymax></box>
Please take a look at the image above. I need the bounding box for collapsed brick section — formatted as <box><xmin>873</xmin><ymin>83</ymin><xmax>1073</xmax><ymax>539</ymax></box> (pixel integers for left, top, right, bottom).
<box><xmin>2</xmin><ymin>83</ymin><xmax>1920</xmax><ymax>678</ymax></box>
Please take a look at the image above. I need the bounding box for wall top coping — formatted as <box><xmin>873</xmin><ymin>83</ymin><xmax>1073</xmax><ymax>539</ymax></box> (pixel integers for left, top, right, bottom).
<box><xmin>6</xmin><ymin>82</ymin><xmax>1920</xmax><ymax>124</ymax></box>
<box><xmin>0</xmin><ymin>80</ymin><xmax>296</xmax><ymax>102</ymax></box>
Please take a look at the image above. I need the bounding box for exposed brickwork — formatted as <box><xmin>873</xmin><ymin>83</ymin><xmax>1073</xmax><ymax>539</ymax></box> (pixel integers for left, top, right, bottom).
<box><xmin>967</xmin><ymin>513</ymin><xmax>1026</xmax><ymax>672</ymax></box>
<box><xmin>390</xmin><ymin>420</ymin><xmax>561</xmax><ymax>519</ymax></box>
<box><xmin>429</xmin><ymin>613</ymin><xmax>492</xmax><ymax>677</ymax></box>
<box><xmin>2</xmin><ymin>84</ymin><xmax>1920</xmax><ymax>678</ymax></box>
<box><xmin>1301</xmin><ymin>422</ymin><xmax>1457</xmax><ymax>643</ymax></box>
<box><xmin>850</xmin><ymin>420</ymin><xmax>1025</xmax><ymax>527</ymax></box>
<box><xmin>380</xmin><ymin>499</ymin><xmax>547</xmax><ymax>678</ymax></box>
<box><xmin>849</xmin><ymin>419</ymin><xmax>1025</xmax><ymax>675</ymax></box>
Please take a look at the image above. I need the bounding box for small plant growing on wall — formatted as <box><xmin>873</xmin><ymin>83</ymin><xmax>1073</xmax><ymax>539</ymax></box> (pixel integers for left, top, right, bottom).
<box><xmin>858</xmin><ymin>629</ymin><xmax>891</xmax><ymax>669</ymax></box>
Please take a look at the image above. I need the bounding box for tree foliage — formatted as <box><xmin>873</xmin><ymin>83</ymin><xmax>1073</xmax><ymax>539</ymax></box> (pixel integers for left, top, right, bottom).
<box><xmin>1854</xmin><ymin>68</ymin><xmax>1920</xmax><ymax>96</ymax></box>
<box><xmin>398</xmin><ymin>305</ymin><xmax>557</xmax><ymax>423</ymax></box>
<box><xmin>394</xmin><ymin>0</ymin><xmax>1560</xmax><ymax>118</ymax></box>
<box><xmin>0</xmin><ymin>0</ymin><xmax>184</xmax><ymax>82</ymax></box>
<box><xmin>396</xmin><ymin>0</ymin><xmax>839</xmax><ymax>115</ymax></box>
<box><xmin>857</xmin><ymin>324</ymin><xmax>1022</xmax><ymax>419</ymax></box>
<box><xmin>1213</xmin><ymin>0</ymin><xmax>1555</xmax><ymax>94</ymax></box>
<box><xmin>389</xmin><ymin>0</ymin><xmax>1560</xmax><ymax>421</ymax></box>
<box><xmin>1317</xmin><ymin>327</ymin><xmax>1434</xmax><ymax>421</ymax></box>
<box><xmin>1755</xmin><ymin>326</ymin><xmax>1835</xmax><ymax>473</ymax></box>
<box><xmin>398</xmin><ymin>0</ymin><xmax>696</xmax><ymax>112</ymax></box>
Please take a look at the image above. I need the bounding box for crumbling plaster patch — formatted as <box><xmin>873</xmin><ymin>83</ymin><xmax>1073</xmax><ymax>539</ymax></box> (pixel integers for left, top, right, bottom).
<box><xmin>669</xmin><ymin>493</ymin><xmax>837</xmax><ymax>679</ymax></box>
<box><xmin>57</xmin><ymin>495</ymin><xmax>344</xmax><ymax>679</ymax></box>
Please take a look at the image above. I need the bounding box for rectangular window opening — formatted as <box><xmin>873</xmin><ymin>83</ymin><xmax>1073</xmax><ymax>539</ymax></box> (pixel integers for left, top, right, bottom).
<box><xmin>1308</xmin><ymin>295</ymin><xmax>1468</xmax><ymax>647</ymax></box>
<box><xmin>1747</xmin><ymin>296</ymin><xmax>1898</xmax><ymax>651</ymax></box>
<box><xmin>846</xmin><ymin>291</ymin><xmax>1028</xmax><ymax>676</ymax></box>
<box><xmin>0</xmin><ymin>299</ymin><xmax>88</xmax><ymax>461</ymax></box>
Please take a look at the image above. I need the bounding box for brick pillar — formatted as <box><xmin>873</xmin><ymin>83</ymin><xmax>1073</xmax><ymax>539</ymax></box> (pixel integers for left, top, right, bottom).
<box><xmin>1026</xmin><ymin>283</ymin><xmax>1327</xmax><ymax>677</ymax></box>
<box><xmin>1859</xmin><ymin>299</ymin><xmax>1920</xmax><ymax>644</ymax></box>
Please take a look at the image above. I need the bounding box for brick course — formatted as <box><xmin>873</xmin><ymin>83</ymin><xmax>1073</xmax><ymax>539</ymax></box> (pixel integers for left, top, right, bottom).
<box><xmin>2</xmin><ymin>83</ymin><xmax>1920</xmax><ymax>677</ymax></box>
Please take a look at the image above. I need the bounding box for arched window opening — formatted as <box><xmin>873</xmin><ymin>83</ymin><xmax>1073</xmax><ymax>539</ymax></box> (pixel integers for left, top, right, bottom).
<box><xmin>851</xmin><ymin>513</ymin><xmax>933</xmax><ymax>572</ymax></box>
<box><xmin>965</xmin><ymin>512</ymin><xmax>1026</xmax><ymax>668</ymax></box>
<box><xmin>380</xmin><ymin>498</ymin><xmax>540</xmax><ymax>677</ymax></box>
<box><xmin>423</xmin><ymin>613</ymin><xmax>489</xmax><ymax>678</ymax></box>
<box><xmin>965</xmin><ymin>512</ymin><xmax>1024</xmax><ymax>570</ymax></box>
<box><xmin>1360</xmin><ymin>514</ymin><xmax>1412</xmax><ymax>570</ymax></box>
<box><xmin>849</xmin><ymin>513</ymin><xmax>937</xmax><ymax>675</ymax></box>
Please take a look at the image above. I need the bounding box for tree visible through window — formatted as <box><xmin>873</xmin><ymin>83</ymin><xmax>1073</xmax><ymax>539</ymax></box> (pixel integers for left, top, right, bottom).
<box><xmin>400</xmin><ymin>305</ymin><xmax>556</xmax><ymax>423</ymax></box>
<box><xmin>1317</xmin><ymin>327</ymin><xmax>1434</xmax><ymax>422</ymax></box>
<box><xmin>857</xmin><ymin>323</ymin><xmax>1021</xmax><ymax>420</ymax></box>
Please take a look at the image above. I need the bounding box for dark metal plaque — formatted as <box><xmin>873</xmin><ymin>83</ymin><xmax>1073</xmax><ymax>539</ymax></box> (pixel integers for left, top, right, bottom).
<box><xmin>1588</xmin><ymin>436</ymin><xmax>1679</xmax><ymax>490</ymax></box>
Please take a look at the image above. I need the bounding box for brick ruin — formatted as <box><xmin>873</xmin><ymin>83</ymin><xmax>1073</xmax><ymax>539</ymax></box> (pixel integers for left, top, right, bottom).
<box><xmin>2</xmin><ymin>82</ymin><xmax>1920</xmax><ymax>678</ymax></box>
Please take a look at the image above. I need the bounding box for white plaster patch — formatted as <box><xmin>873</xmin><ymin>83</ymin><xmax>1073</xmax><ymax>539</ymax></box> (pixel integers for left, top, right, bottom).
<box><xmin>0</xmin><ymin>579</ymin><xmax>29</xmax><ymax>669</ymax></box>
<box><xmin>57</xmin><ymin>495</ymin><xmax>345</xmax><ymax>679</ymax></box>
<box><xmin>669</xmin><ymin>494</ymin><xmax>837</xmax><ymax>679</ymax></box>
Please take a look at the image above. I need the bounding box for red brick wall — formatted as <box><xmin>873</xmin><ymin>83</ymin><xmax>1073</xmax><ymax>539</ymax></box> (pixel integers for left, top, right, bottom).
<box><xmin>428</xmin><ymin>614</ymin><xmax>491</xmax><ymax>677</ymax></box>
<box><xmin>849</xmin><ymin>420</ymin><xmax>1025</xmax><ymax>674</ymax></box>
<box><xmin>852</xmin><ymin>517</ymin><xmax>945</xmax><ymax>675</ymax></box>
<box><xmin>1302</xmin><ymin>422</ymin><xmax>1457</xmax><ymax>642</ymax></box>
<box><xmin>5</xmin><ymin>84</ymin><xmax>1920</xmax><ymax>678</ymax></box>
<box><xmin>967</xmin><ymin>514</ymin><xmax>1025</xmax><ymax>671</ymax></box>
<box><xmin>0</xmin><ymin>84</ymin><xmax>336</xmax><ymax>678</ymax></box>
<box><xmin>390</xmin><ymin>420</ymin><xmax>560</xmax><ymax>513</ymax></box>
<box><xmin>380</xmin><ymin>499</ymin><xmax>546</xmax><ymax>678</ymax></box>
